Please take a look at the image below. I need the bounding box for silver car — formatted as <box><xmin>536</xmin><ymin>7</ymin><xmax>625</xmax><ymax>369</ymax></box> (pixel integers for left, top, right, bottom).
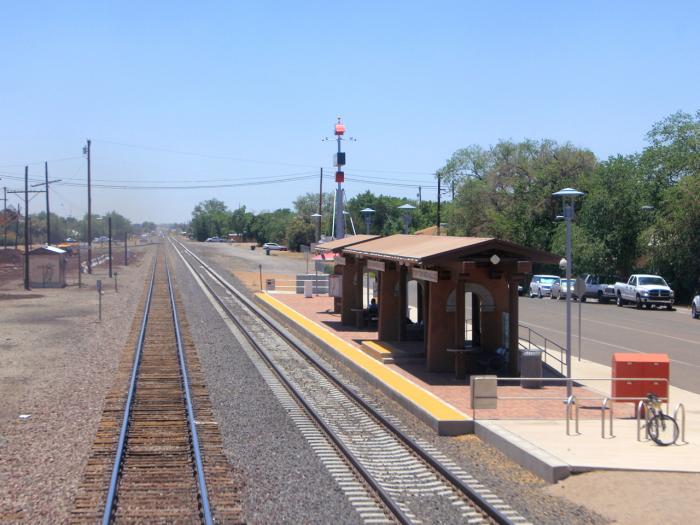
<box><xmin>529</xmin><ymin>275</ymin><xmax>560</xmax><ymax>298</ymax></box>
<box><xmin>550</xmin><ymin>278</ymin><xmax>580</xmax><ymax>300</ymax></box>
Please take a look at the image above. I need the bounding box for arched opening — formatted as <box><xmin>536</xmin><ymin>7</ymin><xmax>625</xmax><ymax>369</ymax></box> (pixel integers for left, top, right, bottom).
<box><xmin>404</xmin><ymin>279</ymin><xmax>425</xmax><ymax>341</ymax></box>
<box><xmin>461</xmin><ymin>283</ymin><xmax>495</xmax><ymax>349</ymax></box>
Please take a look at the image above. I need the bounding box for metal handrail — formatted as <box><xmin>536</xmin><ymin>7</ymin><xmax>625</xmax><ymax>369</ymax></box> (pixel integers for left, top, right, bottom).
<box><xmin>566</xmin><ymin>395</ymin><xmax>579</xmax><ymax>435</ymax></box>
<box><xmin>674</xmin><ymin>403</ymin><xmax>687</xmax><ymax>444</ymax></box>
<box><xmin>519</xmin><ymin>323</ymin><xmax>565</xmax><ymax>374</ymax></box>
<box><xmin>601</xmin><ymin>397</ymin><xmax>614</xmax><ymax>438</ymax></box>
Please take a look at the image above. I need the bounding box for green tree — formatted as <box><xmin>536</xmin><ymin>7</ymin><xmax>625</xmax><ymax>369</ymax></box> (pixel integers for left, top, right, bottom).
<box><xmin>286</xmin><ymin>216</ymin><xmax>315</xmax><ymax>251</ymax></box>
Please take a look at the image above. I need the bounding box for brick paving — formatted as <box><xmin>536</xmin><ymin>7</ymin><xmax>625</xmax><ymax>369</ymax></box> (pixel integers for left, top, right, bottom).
<box><xmin>268</xmin><ymin>293</ymin><xmax>635</xmax><ymax>420</ymax></box>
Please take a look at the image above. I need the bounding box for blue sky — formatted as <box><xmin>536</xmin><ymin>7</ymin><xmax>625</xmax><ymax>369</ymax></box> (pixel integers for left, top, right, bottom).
<box><xmin>1</xmin><ymin>1</ymin><xmax>698</xmax><ymax>223</ymax></box>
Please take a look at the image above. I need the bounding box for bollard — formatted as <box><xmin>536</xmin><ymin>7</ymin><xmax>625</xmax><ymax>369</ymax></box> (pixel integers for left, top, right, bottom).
<box><xmin>96</xmin><ymin>279</ymin><xmax>103</xmax><ymax>321</ymax></box>
<box><xmin>114</xmin><ymin>272</ymin><xmax>119</xmax><ymax>293</ymax></box>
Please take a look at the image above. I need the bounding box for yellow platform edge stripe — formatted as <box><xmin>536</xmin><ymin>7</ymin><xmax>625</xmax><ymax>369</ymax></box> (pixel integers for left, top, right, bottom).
<box><xmin>257</xmin><ymin>293</ymin><xmax>469</xmax><ymax>421</ymax></box>
<box><xmin>361</xmin><ymin>340</ymin><xmax>393</xmax><ymax>355</ymax></box>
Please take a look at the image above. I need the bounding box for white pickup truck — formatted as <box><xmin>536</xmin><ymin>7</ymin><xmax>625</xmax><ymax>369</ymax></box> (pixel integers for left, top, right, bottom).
<box><xmin>614</xmin><ymin>274</ymin><xmax>675</xmax><ymax>309</ymax></box>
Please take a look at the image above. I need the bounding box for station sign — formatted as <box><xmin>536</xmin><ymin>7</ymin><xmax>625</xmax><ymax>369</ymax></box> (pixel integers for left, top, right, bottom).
<box><xmin>411</xmin><ymin>267</ymin><xmax>439</xmax><ymax>283</ymax></box>
<box><xmin>335</xmin><ymin>256</ymin><xmax>346</xmax><ymax>266</ymax></box>
<box><xmin>366</xmin><ymin>260</ymin><xmax>385</xmax><ymax>272</ymax></box>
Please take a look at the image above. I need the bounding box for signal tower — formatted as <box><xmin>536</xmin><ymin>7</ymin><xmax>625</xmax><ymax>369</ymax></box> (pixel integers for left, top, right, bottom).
<box><xmin>332</xmin><ymin>117</ymin><xmax>347</xmax><ymax>238</ymax></box>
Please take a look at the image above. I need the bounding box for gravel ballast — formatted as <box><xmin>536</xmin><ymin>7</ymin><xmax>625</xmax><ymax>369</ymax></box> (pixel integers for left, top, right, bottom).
<box><xmin>171</xmin><ymin>244</ymin><xmax>364</xmax><ymax>524</ymax></box>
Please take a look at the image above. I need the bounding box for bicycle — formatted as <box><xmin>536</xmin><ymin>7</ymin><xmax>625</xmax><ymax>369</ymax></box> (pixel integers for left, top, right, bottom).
<box><xmin>643</xmin><ymin>393</ymin><xmax>679</xmax><ymax>446</ymax></box>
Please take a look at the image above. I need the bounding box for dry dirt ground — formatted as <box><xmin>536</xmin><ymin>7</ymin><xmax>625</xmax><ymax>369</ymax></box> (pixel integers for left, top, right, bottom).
<box><xmin>0</xmin><ymin>245</ymin><xmax>154</xmax><ymax>523</ymax></box>
<box><xmin>545</xmin><ymin>470</ymin><xmax>700</xmax><ymax>524</ymax></box>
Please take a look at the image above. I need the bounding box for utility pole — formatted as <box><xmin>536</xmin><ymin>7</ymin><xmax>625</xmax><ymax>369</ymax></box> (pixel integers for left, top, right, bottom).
<box><xmin>30</xmin><ymin>162</ymin><xmax>61</xmax><ymax>245</ymax></box>
<box><xmin>15</xmin><ymin>204</ymin><xmax>20</xmax><ymax>249</ymax></box>
<box><xmin>418</xmin><ymin>186</ymin><xmax>422</xmax><ymax>204</ymax></box>
<box><xmin>2</xmin><ymin>187</ymin><xmax>6</xmax><ymax>248</ymax></box>
<box><xmin>108</xmin><ymin>216</ymin><xmax>113</xmax><ymax>278</ymax></box>
<box><xmin>124</xmin><ymin>231</ymin><xmax>128</xmax><ymax>266</ymax></box>
<box><xmin>24</xmin><ymin>167</ymin><xmax>29</xmax><ymax>289</ymax></box>
<box><xmin>45</xmin><ymin>162</ymin><xmax>51</xmax><ymax>244</ymax></box>
<box><xmin>436</xmin><ymin>173</ymin><xmax>441</xmax><ymax>236</ymax></box>
<box><xmin>8</xmin><ymin>168</ymin><xmax>44</xmax><ymax>290</ymax></box>
<box><xmin>85</xmin><ymin>139</ymin><xmax>93</xmax><ymax>274</ymax></box>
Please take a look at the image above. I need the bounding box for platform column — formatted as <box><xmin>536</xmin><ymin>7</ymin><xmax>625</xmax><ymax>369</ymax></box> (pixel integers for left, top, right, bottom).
<box><xmin>426</xmin><ymin>279</ymin><xmax>455</xmax><ymax>372</ymax></box>
<box><xmin>378</xmin><ymin>266</ymin><xmax>401</xmax><ymax>341</ymax></box>
<box><xmin>341</xmin><ymin>256</ymin><xmax>363</xmax><ymax>326</ymax></box>
<box><xmin>508</xmin><ymin>279</ymin><xmax>519</xmax><ymax>375</ymax></box>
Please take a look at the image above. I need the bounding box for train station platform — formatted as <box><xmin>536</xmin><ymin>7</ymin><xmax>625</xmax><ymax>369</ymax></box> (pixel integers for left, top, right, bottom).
<box><xmin>257</xmin><ymin>292</ymin><xmax>700</xmax><ymax>482</ymax></box>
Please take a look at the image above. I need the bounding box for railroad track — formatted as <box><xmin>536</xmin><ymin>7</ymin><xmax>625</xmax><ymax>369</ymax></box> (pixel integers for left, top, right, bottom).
<box><xmin>171</xmin><ymin>238</ymin><xmax>530</xmax><ymax>525</ymax></box>
<box><xmin>71</xmin><ymin>250</ymin><xmax>241</xmax><ymax>524</ymax></box>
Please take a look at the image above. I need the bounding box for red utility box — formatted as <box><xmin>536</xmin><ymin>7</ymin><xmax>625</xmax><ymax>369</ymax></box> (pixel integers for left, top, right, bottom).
<box><xmin>612</xmin><ymin>353</ymin><xmax>669</xmax><ymax>402</ymax></box>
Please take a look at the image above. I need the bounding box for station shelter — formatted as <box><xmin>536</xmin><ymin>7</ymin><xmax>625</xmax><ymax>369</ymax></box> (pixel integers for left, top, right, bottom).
<box><xmin>323</xmin><ymin>234</ymin><xmax>559</xmax><ymax>376</ymax></box>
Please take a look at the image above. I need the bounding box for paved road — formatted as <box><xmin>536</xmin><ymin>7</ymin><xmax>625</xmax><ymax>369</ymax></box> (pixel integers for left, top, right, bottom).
<box><xmin>519</xmin><ymin>296</ymin><xmax>700</xmax><ymax>394</ymax></box>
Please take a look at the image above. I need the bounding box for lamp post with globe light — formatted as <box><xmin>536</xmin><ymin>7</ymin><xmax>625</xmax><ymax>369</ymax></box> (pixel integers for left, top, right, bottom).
<box><xmin>311</xmin><ymin>213</ymin><xmax>322</xmax><ymax>242</ymax></box>
<box><xmin>361</xmin><ymin>208</ymin><xmax>375</xmax><ymax>235</ymax></box>
<box><xmin>397</xmin><ymin>203</ymin><xmax>416</xmax><ymax>234</ymax></box>
<box><xmin>553</xmin><ymin>187</ymin><xmax>584</xmax><ymax>398</ymax></box>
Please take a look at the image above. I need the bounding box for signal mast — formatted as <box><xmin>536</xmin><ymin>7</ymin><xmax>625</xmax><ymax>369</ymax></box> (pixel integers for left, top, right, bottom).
<box><xmin>332</xmin><ymin>117</ymin><xmax>347</xmax><ymax>238</ymax></box>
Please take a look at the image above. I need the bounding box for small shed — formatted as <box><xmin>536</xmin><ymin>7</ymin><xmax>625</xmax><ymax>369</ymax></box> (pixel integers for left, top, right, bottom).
<box><xmin>28</xmin><ymin>245</ymin><xmax>67</xmax><ymax>288</ymax></box>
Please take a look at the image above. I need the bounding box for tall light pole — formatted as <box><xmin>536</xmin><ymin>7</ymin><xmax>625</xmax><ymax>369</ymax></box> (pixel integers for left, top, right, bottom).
<box><xmin>398</xmin><ymin>203</ymin><xmax>416</xmax><ymax>234</ymax></box>
<box><xmin>553</xmin><ymin>188</ymin><xmax>584</xmax><ymax>398</ymax></box>
<box><xmin>311</xmin><ymin>213</ymin><xmax>322</xmax><ymax>242</ymax></box>
<box><xmin>361</xmin><ymin>207</ymin><xmax>375</xmax><ymax>234</ymax></box>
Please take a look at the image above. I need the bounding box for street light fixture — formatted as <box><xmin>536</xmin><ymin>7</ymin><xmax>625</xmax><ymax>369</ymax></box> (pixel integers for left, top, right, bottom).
<box><xmin>360</xmin><ymin>208</ymin><xmax>375</xmax><ymax>235</ymax></box>
<box><xmin>397</xmin><ymin>203</ymin><xmax>416</xmax><ymax>234</ymax></box>
<box><xmin>552</xmin><ymin>187</ymin><xmax>584</xmax><ymax>399</ymax></box>
<box><xmin>311</xmin><ymin>213</ymin><xmax>322</xmax><ymax>242</ymax></box>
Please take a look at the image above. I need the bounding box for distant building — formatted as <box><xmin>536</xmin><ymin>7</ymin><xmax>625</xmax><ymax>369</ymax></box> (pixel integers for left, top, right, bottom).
<box><xmin>28</xmin><ymin>245</ymin><xmax>67</xmax><ymax>288</ymax></box>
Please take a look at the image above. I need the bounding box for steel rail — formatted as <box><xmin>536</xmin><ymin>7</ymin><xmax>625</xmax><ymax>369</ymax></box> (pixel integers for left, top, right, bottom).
<box><xmin>101</xmin><ymin>258</ymin><xmax>157</xmax><ymax>525</ymax></box>
<box><xmin>170</xmin><ymin>240</ymin><xmax>409</xmax><ymax>524</ymax></box>
<box><xmin>171</xmin><ymin>237</ymin><xmax>517</xmax><ymax>525</ymax></box>
<box><xmin>165</xmin><ymin>258</ymin><xmax>214</xmax><ymax>525</ymax></box>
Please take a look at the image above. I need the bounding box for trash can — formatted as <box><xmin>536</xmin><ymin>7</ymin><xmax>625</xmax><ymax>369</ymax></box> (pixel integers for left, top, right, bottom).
<box><xmin>520</xmin><ymin>349</ymin><xmax>543</xmax><ymax>388</ymax></box>
<box><xmin>304</xmin><ymin>280</ymin><xmax>313</xmax><ymax>298</ymax></box>
<box><xmin>250</xmin><ymin>245</ymin><xmax>255</xmax><ymax>251</ymax></box>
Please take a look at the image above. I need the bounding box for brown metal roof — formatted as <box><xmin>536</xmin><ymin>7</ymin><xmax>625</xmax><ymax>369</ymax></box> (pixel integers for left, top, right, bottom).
<box><xmin>342</xmin><ymin>234</ymin><xmax>560</xmax><ymax>264</ymax></box>
<box><xmin>314</xmin><ymin>234</ymin><xmax>380</xmax><ymax>252</ymax></box>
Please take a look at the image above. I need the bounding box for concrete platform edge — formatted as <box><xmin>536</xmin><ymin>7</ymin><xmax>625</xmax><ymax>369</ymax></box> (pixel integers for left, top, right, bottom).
<box><xmin>255</xmin><ymin>295</ymin><xmax>471</xmax><ymax>436</ymax></box>
<box><xmin>475</xmin><ymin>420</ymin><xmax>571</xmax><ymax>483</ymax></box>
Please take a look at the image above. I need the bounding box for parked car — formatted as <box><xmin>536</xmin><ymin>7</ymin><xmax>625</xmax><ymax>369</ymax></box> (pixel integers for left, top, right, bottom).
<box><xmin>614</xmin><ymin>274</ymin><xmax>674</xmax><ymax>309</ymax></box>
<box><xmin>205</xmin><ymin>236</ymin><xmax>225</xmax><ymax>242</ymax></box>
<box><xmin>262</xmin><ymin>242</ymin><xmax>288</xmax><ymax>251</ymax></box>
<box><xmin>550</xmin><ymin>278</ymin><xmax>580</xmax><ymax>300</ymax></box>
<box><xmin>692</xmin><ymin>293</ymin><xmax>700</xmax><ymax>319</ymax></box>
<box><xmin>580</xmin><ymin>274</ymin><xmax>617</xmax><ymax>303</ymax></box>
<box><xmin>529</xmin><ymin>275</ymin><xmax>560</xmax><ymax>298</ymax></box>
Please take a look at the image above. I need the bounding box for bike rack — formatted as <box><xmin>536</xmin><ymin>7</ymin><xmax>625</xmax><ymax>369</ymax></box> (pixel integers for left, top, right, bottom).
<box><xmin>566</xmin><ymin>395</ymin><xmax>579</xmax><ymax>436</ymax></box>
<box><xmin>673</xmin><ymin>403</ymin><xmax>687</xmax><ymax>444</ymax></box>
<box><xmin>636</xmin><ymin>400</ymin><xmax>652</xmax><ymax>441</ymax></box>
<box><xmin>601</xmin><ymin>397</ymin><xmax>614</xmax><ymax>438</ymax></box>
